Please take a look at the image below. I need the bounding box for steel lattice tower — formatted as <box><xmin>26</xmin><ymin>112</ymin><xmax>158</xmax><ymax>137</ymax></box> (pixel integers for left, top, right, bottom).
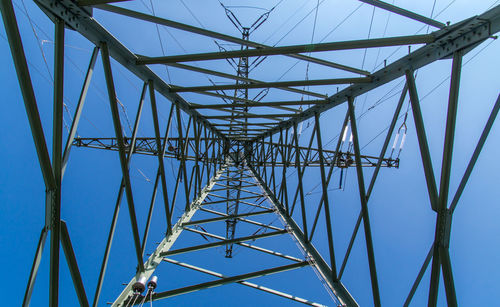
<box><xmin>1</xmin><ymin>0</ymin><xmax>500</xmax><ymax>306</ymax></box>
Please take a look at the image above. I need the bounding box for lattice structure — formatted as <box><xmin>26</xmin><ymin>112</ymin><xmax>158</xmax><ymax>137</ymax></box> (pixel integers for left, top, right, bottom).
<box><xmin>1</xmin><ymin>0</ymin><xmax>500</xmax><ymax>306</ymax></box>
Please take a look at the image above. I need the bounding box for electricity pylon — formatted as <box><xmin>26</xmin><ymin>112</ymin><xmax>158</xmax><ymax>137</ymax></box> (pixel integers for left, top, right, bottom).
<box><xmin>1</xmin><ymin>0</ymin><xmax>499</xmax><ymax>306</ymax></box>
<box><xmin>217</xmin><ymin>4</ymin><xmax>272</xmax><ymax>258</ymax></box>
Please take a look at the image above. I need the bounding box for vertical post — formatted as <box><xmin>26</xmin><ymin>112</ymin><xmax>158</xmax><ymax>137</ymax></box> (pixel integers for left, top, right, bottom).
<box><xmin>0</xmin><ymin>0</ymin><xmax>55</xmax><ymax>190</ymax></box>
<box><xmin>438</xmin><ymin>51</ymin><xmax>462</xmax><ymax>213</ymax></box>
<box><xmin>338</xmin><ymin>86</ymin><xmax>406</xmax><ymax>278</ymax></box>
<box><xmin>247</xmin><ymin>164</ymin><xmax>358</xmax><ymax>307</ymax></box>
<box><xmin>148</xmin><ymin>80</ymin><xmax>173</xmax><ymax>233</ymax></box>
<box><xmin>347</xmin><ymin>97</ymin><xmax>381</xmax><ymax>307</ymax></box>
<box><xmin>142</xmin><ymin>103</ymin><xmax>175</xmax><ymax>256</ymax></box>
<box><xmin>182</xmin><ymin>118</ymin><xmax>193</xmax><ymax>209</ymax></box>
<box><xmin>22</xmin><ymin>228</ymin><xmax>48</xmax><ymax>307</ymax></box>
<box><xmin>195</xmin><ymin>123</ymin><xmax>202</xmax><ymax>197</ymax></box>
<box><xmin>142</xmin><ymin>170</ymin><xmax>160</xmax><ymax>255</ymax></box>
<box><xmin>293</xmin><ymin>122</ymin><xmax>308</xmax><ymax>242</ymax></box>
<box><xmin>450</xmin><ymin>94</ymin><xmax>500</xmax><ymax>213</ymax></box>
<box><xmin>101</xmin><ymin>42</ymin><xmax>144</xmax><ymax>272</ymax></box>
<box><xmin>112</xmin><ymin>166</ymin><xmax>228</xmax><ymax>306</ymax></box>
<box><xmin>429</xmin><ymin>51</ymin><xmax>462</xmax><ymax>307</ymax></box>
<box><xmin>405</xmin><ymin>70</ymin><xmax>439</xmax><ymax>212</ymax></box>
<box><xmin>270</xmin><ymin>134</ymin><xmax>277</xmax><ymax>195</ymax></box>
<box><xmin>314</xmin><ymin>112</ymin><xmax>338</xmax><ymax>279</ymax></box>
<box><xmin>61</xmin><ymin>47</ymin><xmax>100</xmax><ymax>176</ymax></box>
<box><xmin>49</xmin><ymin>17</ymin><xmax>65</xmax><ymax>307</ymax></box>
<box><xmin>93</xmin><ymin>82</ymin><xmax>147</xmax><ymax>307</ymax></box>
<box><xmin>175</xmin><ymin>106</ymin><xmax>192</xmax><ymax>211</ymax></box>
<box><xmin>309</xmin><ymin>111</ymin><xmax>348</xmax><ymax>242</ymax></box>
<box><xmin>403</xmin><ymin>244</ymin><xmax>434</xmax><ymax>306</ymax></box>
<box><xmin>279</xmin><ymin>129</ymin><xmax>289</xmax><ymax>213</ymax></box>
<box><xmin>60</xmin><ymin>221</ymin><xmax>89</xmax><ymax>307</ymax></box>
<box><xmin>205</xmin><ymin>128</ymin><xmax>211</xmax><ymax>182</ymax></box>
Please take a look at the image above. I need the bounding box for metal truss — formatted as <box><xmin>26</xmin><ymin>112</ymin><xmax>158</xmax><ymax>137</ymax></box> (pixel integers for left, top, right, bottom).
<box><xmin>1</xmin><ymin>0</ymin><xmax>499</xmax><ymax>306</ymax></box>
<box><xmin>72</xmin><ymin>136</ymin><xmax>399</xmax><ymax>168</ymax></box>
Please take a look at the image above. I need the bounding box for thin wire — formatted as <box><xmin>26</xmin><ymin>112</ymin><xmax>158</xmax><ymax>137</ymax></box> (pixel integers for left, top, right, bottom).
<box><xmin>18</xmin><ymin>0</ymin><xmax>75</xmax><ymax>133</ymax></box>
<box><xmin>360</xmin><ymin>38</ymin><xmax>497</xmax><ymax>151</ymax></box>
<box><xmin>488</xmin><ymin>0</ymin><xmax>500</xmax><ymax>9</ymax></box>
<box><xmin>273</xmin><ymin>0</ymin><xmax>327</xmax><ymax>47</ymax></box>
<box><xmin>372</xmin><ymin>0</ymin><xmax>395</xmax><ymax>71</ymax></box>
<box><xmin>426</xmin><ymin>0</ymin><xmax>438</xmax><ymax>34</ymax></box>
<box><xmin>359</xmin><ymin>5</ymin><xmax>377</xmax><ymax>118</ymax></box>
<box><xmin>372</xmin><ymin>0</ymin><xmax>457</xmax><ymax>71</ymax></box>
<box><xmin>15</xmin><ymin>0</ymin><xmax>138</xmax><ymax>138</ymax></box>
<box><xmin>20</xmin><ymin>14</ymin><xmax>112</xmax><ymax>137</ymax></box>
<box><xmin>139</xmin><ymin>0</ymin><xmax>229</xmax><ymax>89</ymax></box>
<box><xmin>322</xmin><ymin>0</ymin><xmax>458</xmax><ymax>148</ymax></box>
<box><xmin>275</xmin><ymin>3</ymin><xmax>364</xmax><ymax>82</ymax></box>
<box><xmin>225</xmin><ymin>5</ymin><xmax>267</xmax><ymax>10</ymax></box>
<box><xmin>20</xmin><ymin>0</ymin><xmax>51</xmax><ymax>80</ymax></box>
<box><xmin>137</xmin><ymin>168</ymin><xmax>152</xmax><ymax>183</ymax></box>
<box><xmin>307</xmin><ymin>36</ymin><xmax>497</xmax><ymax>196</ymax></box>
<box><xmin>138</xmin><ymin>290</ymin><xmax>149</xmax><ymax>306</ymax></box>
<box><xmin>361</xmin><ymin>6</ymin><xmax>376</xmax><ymax>71</ymax></box>
<box><xmin>147</xmin><ymin>0</ymin><xmax>172</xmax><ymax>83</ymax></box>
<box><xmin>302</xmin><ymin>0</ymin><xmax>320</xmax><ymax>100</ymax></box>
<box><xmin>262</xmin><ymin>0</ymin><xmax>309</xmax><ymax>44</ymax></box>
<box><xmin>179</xmin><ymin>0</ymin><xmax>206</xmax><ymax>28</ymax></box>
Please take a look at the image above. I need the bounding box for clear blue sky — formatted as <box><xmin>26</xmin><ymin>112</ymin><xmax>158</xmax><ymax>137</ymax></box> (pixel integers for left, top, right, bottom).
<box><xmin>1</xmin><ymin>0</ymin><xmax>499</xmax><ymax>306</ymax></box>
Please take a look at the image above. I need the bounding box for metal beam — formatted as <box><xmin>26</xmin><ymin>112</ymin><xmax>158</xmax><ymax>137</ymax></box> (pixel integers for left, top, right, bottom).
<box><xmin>92</xmin><ymin>82</ymin><xmax>146</xmax><ymax>307</ymax></box>
<box><xmin>190</xmin><ymin>99</ymin><xmax>326</xmax><ymax>109</ymax></box>
<box><xmin>34</xmin><ymin>0</ymin><xmax>224</xmax><ymax>139</ymax></box>
<box><xmin>205</xmin><ymin>114</ymin><xmax>293</xmax><ymax>120</ymax></box>
<box><xmin>141</xmin><ymin>104</ymin><xmax>175</xmax><ymax>257</ymax></box>
<box><xmin>254</xmin><ymin>7</ymin><xmax>500</xmax><ymax>140</ymax></box>
<box><xmin>450</xmin><ymin>94</ymin><xmax>500</xmax><ymax>212</ymax></box>
<box><xmin>247</xmin><ymin>164</ymin><xmax>358</xmax><ymax>306</ymax></box>
<box><xmin>60</xmin><ymin>221</ymin><xmax>89</xmax><ymax>307</ymax></box>
<box><xmin>160</xmin><ymin>230</ymin><xmax>287</xmax><ymax>257</ymax></box>
<box><xmin>101</xmin><ymin>42</ymin><xmax>144</xmax><ymax>272</ymax></box>
<box><xmin>137</xmin><ymin>35</ymin><xmax>434</xmax><ymax>64</ymax></box>
<box><xmin>171</xmin><ymin>77</ymin><xmax>371</xmax><ymax>92</ymax></box>
<box><xmin>182</xmin><ymin>209</ymin><xmax>274</xmax><ymax>226</ymax></box>
<box><xmin>148</xmin><ymin>81</ymin><xmax>173</xmax><ymax>233</ymax></box>
<box><xmin>429</xmin><ymin>51</ymin><xmax>462</xmax><ymax>307</ymax></box>
<box><xmin>406</xmin><ymin>70</ymin><xmax>439</xmax><ymax>212</ymax></box>
<box><xmin>61</xmin><ymin>47</ymin><xmax>99</xmax><ymax>177</ymax></box>
<box><xmin>314</xmin><ymin>113</ymin><xmax>338</xmax><ymax>280</ymax></box>
<box><xmin>146</xmin><ymin>262</ymin><xmax>310</xmax><ymax>302</ymax></box>
<box><xmin>358</xmin><ymin>0</ymin><xmax>446</xmax><ymax>28</ymax></box>
<box><xmin>163</xmin><ymin>258</ymin><xmax>325</xmax><ymax>307</ymax></box>
<box><xmin>22</xmin><ymin>228</ymin><xmax>48</xmax><ymax>307</ymax></box>
<box><xmin>96</xmin><ymin>4</ymin><xmax>371</xmax><ymax>75</ymax></box>
<box><xmin>183</xmin><ymin>227</ymin><xmax>297</xmax><ymax>261</ymax></box>
<box><xmin>191</xmin><ymin>86</ymin><xmax>328</xmax><ymax>101</ymax></box>
<box><xmin>161</xmin><ymin>62</ymin><xmax>328</xmax><ymax>98</ymax></box>
<box><xmin>338</xmin><ymin>85</ymin><xmax>407</xmax><ymax>279</ymax></box>
<box><xmin>49</xmin><ymin>17</ymin><xmax>65</xmax><ymax>307</ymax></box>
<box><xmin>347</xmin><ymin>97</ymin><xmax>381</xmax><ymax>307</ymax></box>
<box><xmin>0</xmin><ymin>0</ymin><xmax>55</xmax><ymax>190</ymax></box>
<box><xmin>78</xmin><ymin>0</ymin><xmax>130</xmax><ymax>5</ymax></box>
<box><xmin>112</xmin><ymin>166</ymin><xmax>227</xmax><ymax>306</ymax></box>
<box><xmin>403</xmin><ymin>244</ymin><xmax>434</xmax><ymax>306</ymax></box>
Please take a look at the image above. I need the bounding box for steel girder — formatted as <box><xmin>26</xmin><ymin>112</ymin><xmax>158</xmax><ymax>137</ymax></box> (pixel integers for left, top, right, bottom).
<box><xmin>32</xmin><ymin>0</ymin><xmax>500</xmax><ymax>142</ymax></box>
<box><xmin>33</xmin><ymin>0</ymin><xmax>225</xmax><ymax>140</ymax></box>
<box><xmin>254</xmin><ymin>5</ymin><xmax>500</xmax><ymax>141</ymax></box>
<box><xmin>112</xmin><ymin>165</ymin><xmax>228</xmax><ymax>306</ymax></box>
<box><xmin>71</xmin><ymin>136</ymin><xmax>399</xmax><ymax>168</ymax></box>
<box><xmin>2</xmin><ymin>0</ymin><xmax>500</xmax><ymax>306</ymax></box>
<box><xmin>113</xmin><ymin>160</ymin><xmax>334</xmax><ymax>307</ymax></box>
